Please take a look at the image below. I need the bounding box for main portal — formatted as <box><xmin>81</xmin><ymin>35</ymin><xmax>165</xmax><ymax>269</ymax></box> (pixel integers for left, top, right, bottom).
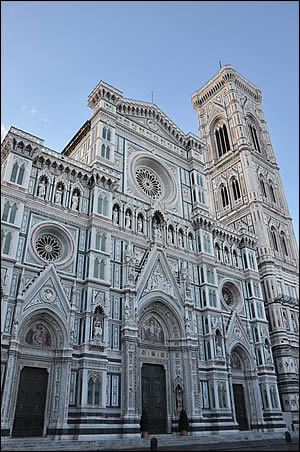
<box><xmin>141</xmin><ymin>364</ymin><xmax>167</xmax><ymax>434</ymax></box>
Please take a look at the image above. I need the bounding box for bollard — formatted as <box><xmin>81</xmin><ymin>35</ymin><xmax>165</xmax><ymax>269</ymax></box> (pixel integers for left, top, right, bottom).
<box><xmin>150</xmin><ymin>437</ymin><xmax>158</xmax><ymax>451</ymax></box>
<box><xmin>285</xmin><ymin>431</ymin><xmax>291</xmax><ymax>443</ymax></box>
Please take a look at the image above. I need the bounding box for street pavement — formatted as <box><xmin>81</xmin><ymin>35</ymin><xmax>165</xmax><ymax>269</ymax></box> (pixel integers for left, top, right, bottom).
<box><xmin>104</xmin><ymin>437</ymin><xmax>299</xmax><ymax>452</ymax></box>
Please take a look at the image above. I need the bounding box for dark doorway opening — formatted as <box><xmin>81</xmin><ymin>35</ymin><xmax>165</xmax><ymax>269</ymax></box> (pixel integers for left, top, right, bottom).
<box><xmin>141</xmin><ymin>364</ymin><xmax>167</xmax><ymax>434</ymax></box>
<box><xmin>233</xmin><ymin>383</ymin><xmax>248</xmax><ymax>430</ymax></box>
<box><xmin>12</xmin><ymin>367</ymin><xmax>48</xmax><ymax>437</ymax></box>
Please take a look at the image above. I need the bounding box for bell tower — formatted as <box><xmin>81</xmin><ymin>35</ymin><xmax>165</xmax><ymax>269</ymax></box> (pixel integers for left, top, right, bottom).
<box><xmin>192</xmin><ymin>65</ymin><xmax>299</xmax><ymax>429</ymax></box>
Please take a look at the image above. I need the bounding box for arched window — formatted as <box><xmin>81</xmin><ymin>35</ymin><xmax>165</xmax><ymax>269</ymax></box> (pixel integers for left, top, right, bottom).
<box><xmin>107</xmin><ymin>129</ymin><xmax>111</xmax><ymax>141</ymax></box>
<box><xmin>94</xmin><ymin>258</ymin><xmax>99</xmax><ymax>278</ymax></box>
<box><xmin>94</xmin><ymin>378</ymin><xmax>101</xmax><ymax>404</ymax></box>
<box><xmin>102</xmin><ymin>127</ymin><xmax>107</xmax><ymax>139</ymax></box>
<box><xmin>268</xmin><ymin>182</ymin><xmax>276</xmax><ymax>203</ymax></box>
<box><xmin>259</xmin><ymin>177</ymin><xmax>267</xmax><ymax>198</ymax></box>
<box><xmin>97</xmin><ymin>196</ymin><xmax>108</xmax><ymax>216</ymax></box>
<box><xmin>87</xmin><ymin>376</ymin><xmax>102</xmax><ymax>405</ymax></box>
<box><xmin>9</xmin><ymin>204</ymin><xmax>17</xmax><ymax>224</ymax></box>
<box><xmin>220</xmin><ymin>184</ymin><xmax>229</xmax><ymax>208</ymax></box>
<box><xmin>232</xmin><ymin>177</ymin><xmax>241</xmax><ymax>201</ymax></box>
<box><xmin>280</xmin><ymin>232</ymin><xmax>288</xmax><ymax>256</ymax></box>
<box><xmin>223</xmin><ymin>124</ymin><xmax>230</xmax><ymax>152</ymax></box>
<box><xmin>95</xmin><ymin>232</ymin><xmax>101</xmax><ymax>250</ymax></box>
<box><xmin>106</xmin><ymin>146</ymin><xmax>110</xmax><ymax>160</ymax></box>
<box><xmin>101</xmin><ymin>233</ymin><xmax>106</xmax><ymax>251</ymax></box>
<box><xmin>3</xmin><ymin>232</ymin><xmax>12</xmax><ymax>255</ymax></box>
<box><xmin>270</xmin><ymin>227</ymin><xmax>278</xmax><ymax>251</ymax></box>
<box><xmin>270</xmin><ymin>385</ymin><xmax>278</xmax><ymax>408</ymax></box>
<box><xmin>97</xmin><ymin>196</ymin><xmax>103</xmax><ymax>214</ymax></box>
<box><xmin>215</xmin><ymin>124</ymin><xmax>230</xmax><ymax>158</ymax></box>
<box><xmin>248</xmin><ymin>282</ymin><xmax>252</xmax><ymax>297</ymax></box>
<box><xmin>103</xmin><ymin>198</ymin><xmax>108</xmax><ymax>216</ymax></box>
<box><xmin>99</xmin><ymin>259</ymin><xmax>105</xmax><ymax>279</ymax></box>
<box><xmin>10</xmin><ymin>163</ymin><xmax>19</xmax><ymax>182</ymax></box>
<box><xmin>17</xmin><ymin>165</ymin><xmax>25</xmax><ymax>185</ymax></box>
<box><xmin>88</xmin><ymin>378</ymin><xmax>94</xmax><ymax>404</ymax></box>
<box><xmin>101</xmin><ymin>144</ymin><xmax>105</xmax><ymax>158</ymax></box>
<box><xmin>2</xmin><ymin>202</ymin><xmax>10</xmax><ymax>222</ymax></box>
<box><xmin>249</xmin><ymin>124</ymin><xmax>261</xmax><ymax>153</ymax></box>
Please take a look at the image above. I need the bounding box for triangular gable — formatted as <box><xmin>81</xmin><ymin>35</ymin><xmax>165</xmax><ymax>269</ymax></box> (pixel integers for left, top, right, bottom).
<box><xmin>226</xmin><ymin>311</ymin><xmax>251</xmax><ymax>351</ymax></box>
<box><xmin>137</xmin><ymin>248</ymin><xmax>182</xmax><ymax>306</ymax></box>
<box><xmin>20</xmin><ymin>264</ymin><xmax>71</xmax><ymax>322</ymax></box>
<box><xmin>119</xmin><ymin>99</ymin><xmax>191</xmax><ymax>147</ymax></box>
<box><xmin>125</xmin><ymin>115</ymin><xmax>180</xmax><ymax>145</ymax></box>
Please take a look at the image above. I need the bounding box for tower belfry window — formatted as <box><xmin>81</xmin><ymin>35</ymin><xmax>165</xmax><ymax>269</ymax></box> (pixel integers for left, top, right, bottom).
<box><xmin>249</xmin><ymin>124</ymin><xmax>261</xmax><ymax>153</ymax></box>
<box><xmin>215</xmin><ymin>123</ymin><xmax>230</xmax><ymax>158</ymax></box>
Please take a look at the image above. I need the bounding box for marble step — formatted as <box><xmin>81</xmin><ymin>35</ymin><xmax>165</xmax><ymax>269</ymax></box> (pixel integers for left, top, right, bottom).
<box><xmin>2</xmin><ymin>431</ymin><xmax>295</xmax><ymax>451</ymax></box>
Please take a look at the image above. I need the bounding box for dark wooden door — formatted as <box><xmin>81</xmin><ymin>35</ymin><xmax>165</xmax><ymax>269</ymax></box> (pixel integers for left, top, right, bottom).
<box><xmin>142</xmin><ymin>364</ymin><xmax>167</xmax><ymax>434</ymax></box>
<box><xmin>12</xmin><ymin>367</ymin><xmax>48</xmax><ymax>437</ymax></box>
<box><xmin>233</xmin><ymin>383</ymin><xmax>248</xmax><ymax>430</ymax></box>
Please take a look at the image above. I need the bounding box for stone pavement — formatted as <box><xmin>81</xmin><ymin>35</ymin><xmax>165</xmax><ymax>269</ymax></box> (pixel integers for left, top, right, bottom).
<box><xmin>1</xmin><ymin>431</ymin><xmax>299</xmax><ymax>452</ymax></box>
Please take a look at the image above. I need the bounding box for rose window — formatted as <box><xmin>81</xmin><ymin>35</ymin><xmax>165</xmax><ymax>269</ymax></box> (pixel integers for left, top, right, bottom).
<box><xmin>222</xmin><ymin>287</ymin><xmax>233</xmax><ymax>306</ymax></box>
<box><xmin>135</xmin><ymin>167</ymin><xmax>162</xmax><ymax>199</ymax></box>
<box><xmin>35</xmin><ymin>234</ymin><xmax>62</xmax><ymax>261</ymax></box>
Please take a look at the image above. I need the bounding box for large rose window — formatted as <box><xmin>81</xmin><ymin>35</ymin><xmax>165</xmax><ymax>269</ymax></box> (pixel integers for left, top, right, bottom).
<box><xmin>130</xmin><ymin>154</ymin><xmax>177</xmax><ymax>203</ymax></box>
<box><xmin>136</xmin><ymin>167</ymin><xmax>162</xmax><ymax>199</ymax></box>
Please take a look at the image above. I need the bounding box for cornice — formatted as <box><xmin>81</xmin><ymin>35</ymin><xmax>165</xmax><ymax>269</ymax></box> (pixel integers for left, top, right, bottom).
<box><xmin>62</xmin><ymin>120</ymin><xmax>91</xmax><ymax>156</ymax></box>
<box><xmin>191</xmin><ymin>65</ymin><xmax>262</xmax><ymax>109</ymax></box>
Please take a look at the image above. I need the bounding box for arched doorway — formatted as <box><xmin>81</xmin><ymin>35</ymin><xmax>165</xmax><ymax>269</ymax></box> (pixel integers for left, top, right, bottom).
<box><xmin>12</xmin><ymin>367</ymin><xmax>48</xmax><ymax>437</ymax></box>
<box><xmin>138</xmin><ymin>297</ymin><xmax>185</xmax><ymax>434</ymax></box>
<box><xmin>230</xmin><ymin>346</ymin><xmax>252</xmax><ymax>430</ymax></box>
<box><xmin>8</xmin><ymin>311</ymin><xmax>69</xmax><ymax>438</ymax></box>
<box><xmin>141</xmin><ymin>363</ymin><xmax>167</xmax><ymax>434</ymax></box>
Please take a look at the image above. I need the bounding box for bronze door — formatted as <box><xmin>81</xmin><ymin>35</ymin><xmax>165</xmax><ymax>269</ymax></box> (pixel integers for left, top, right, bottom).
<box><xmin>233</xmin><ymin>383</ymin><xmax>248</xmax><ymax>430</ymax></box>
<box><xmin>142</xmin><ymin>364</ymin><xmax>167</xmax><ymax>434</ymax></box>
<box><xmin>12</xmin><ymin>367</ymin><xmax>48</xmax><ymax>437</ymax></box>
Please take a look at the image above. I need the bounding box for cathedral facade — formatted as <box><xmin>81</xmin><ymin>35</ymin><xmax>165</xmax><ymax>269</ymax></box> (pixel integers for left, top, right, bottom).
<box><xmin>1</xmin><ymin>65</ymin><xmax>299</xmax><ymax>441</ymax></box>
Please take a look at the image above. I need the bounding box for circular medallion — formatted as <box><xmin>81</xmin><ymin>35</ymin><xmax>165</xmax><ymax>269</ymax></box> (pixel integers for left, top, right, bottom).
<box><xmin>147</xmin><ymin>119</ymin><xmax>159</xmax><ymax>132</ymax></box>
<box><xmin>35</xmin><ymin>234</ymin><xmax>62</xmax><ymax>261</ymax></box>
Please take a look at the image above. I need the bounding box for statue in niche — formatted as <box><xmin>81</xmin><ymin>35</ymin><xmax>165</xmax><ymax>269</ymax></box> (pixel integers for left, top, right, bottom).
<box><xmin>168</xmin><ymin>227</ymin><xmax>174</xmax><ymax>244</ymax></box>
<box><xmin>178</xmin><ymin>233</ymin><xmax>184</xmax><ymax>247</ymax></box>
<box><xmin>55</xmin><ymin>186</ymin><xmax>63</xmax><ymax>204</ymax></box>
<box><xmin>93</xmin><ymin>319</ymin><xmax>103</xmax><ymax>339</ymax></box>
<box><xmin>112</xmin><ymin>206</ymin><xmax>119</xmax><ymax>224</ymax></box>
<box><xmin>215</xmin><ymin>332</ymin><xmax>223</xmax><ymax>356</ymax></box>
<box><xmin>188</xmin><ymin>235</ymin><xmax>193</xmax><ymax>251</ymax></box>
<box><xmin>38</xmin><ymin>179</ymin><xmax>46</xmax><ymax>199</ymax></box>
<box><xmin>140</xmin><ymin>317</ymin><xmax>164</xmax><ymax>343</ymax></box>
<box><xmin>125</xmin><ymin>210</ymin><xmax>131</xmax><ymax>229</ymax></box>
<box><xmin>71</xmin><ymin>191</ymin><xmax>79</xmax><ymax>210</ymax></box>
<box><xmin>137</xmin><ymin>215</ymin><xmax>143</xmax><ymax>233</ymax></box>
<box><xmin>175</xmin><ymin>385</ymin><xmax>183</xmax><ymax>412</ymax></box>
<box><xmin>152</xmin><ymin>218</ymin><xmax>162</xmax><ymax>239</ymax></box>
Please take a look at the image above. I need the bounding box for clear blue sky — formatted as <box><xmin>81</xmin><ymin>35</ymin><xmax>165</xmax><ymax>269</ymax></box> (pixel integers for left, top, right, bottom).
<box><xmin>1</xmin><ymin>1</ymin><xmax>299</xmax><ymax>243</ymax></box>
